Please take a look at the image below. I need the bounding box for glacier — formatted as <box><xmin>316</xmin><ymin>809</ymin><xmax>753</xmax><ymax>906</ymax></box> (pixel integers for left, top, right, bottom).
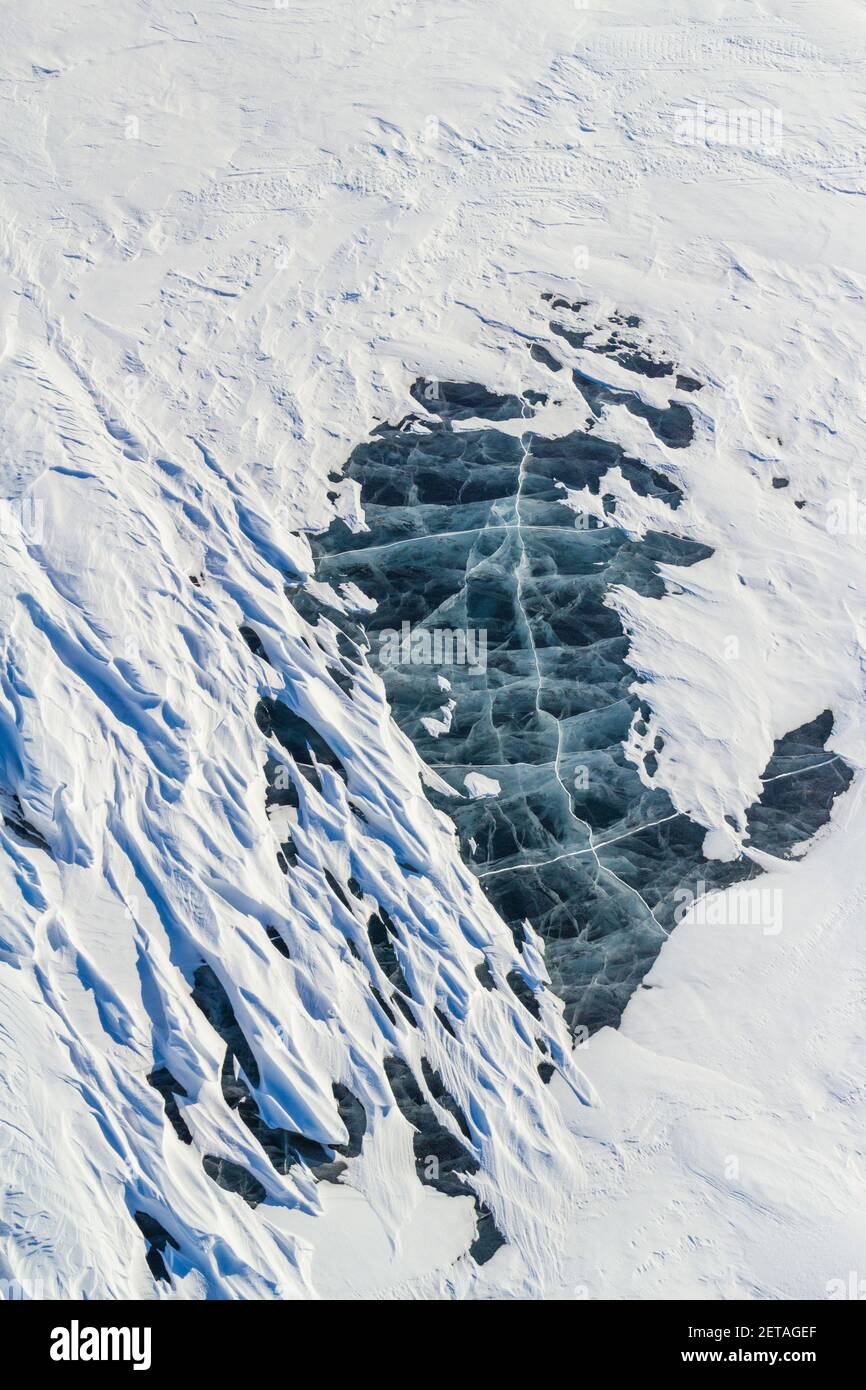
<box><xmin>1</xmin><ymin>0</ymin><xmax>866</xmax><ymax>1303</ymax></box>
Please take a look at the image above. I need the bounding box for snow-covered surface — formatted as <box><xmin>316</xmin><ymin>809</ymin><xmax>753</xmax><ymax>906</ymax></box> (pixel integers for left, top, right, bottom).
<box><xmin>1</xmin><ymin>0</ymin><xmax>866</xmax><ymax>1299</ymax></box>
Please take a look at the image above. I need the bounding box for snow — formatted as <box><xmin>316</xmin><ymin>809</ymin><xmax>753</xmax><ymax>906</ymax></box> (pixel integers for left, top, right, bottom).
<box><xmin>1</xmin><ymin>0</ymin><xmax>866</xmax><ymax>1299</ymax></box>
<box><xmin>558</xmin><ymin>797</ymin><xmax>866</xmax><ymax>1301</ymax></box>
<box><xmin>464</xmin><ymin>773</ymin><xmax>501</xmax><ymax>799</ymax></box>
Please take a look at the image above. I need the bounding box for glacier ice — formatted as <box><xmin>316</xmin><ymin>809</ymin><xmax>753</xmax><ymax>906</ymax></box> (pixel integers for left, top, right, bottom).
<box><xmin>305</xmin><ymin>302</ymin><xmax>853</xmax><ymax>1036</ymax></box>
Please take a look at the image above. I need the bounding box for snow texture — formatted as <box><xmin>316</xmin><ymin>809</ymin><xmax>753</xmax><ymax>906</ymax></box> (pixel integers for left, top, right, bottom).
<box><xmin>1</xmin><ymin>0</ymin><xmax>866</xmax><ymax>1300</ymax></box>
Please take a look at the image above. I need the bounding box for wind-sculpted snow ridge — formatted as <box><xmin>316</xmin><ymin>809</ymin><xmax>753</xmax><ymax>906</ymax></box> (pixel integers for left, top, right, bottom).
<box><xmin>309</xmin><ymin>298</ymin><xmax>853</xmax><ymax>1037</ymax></box>
<box><xmin>0</xmin><ymin>270</ymin><xmax>597</xmax><ymax>1302</ymax></box>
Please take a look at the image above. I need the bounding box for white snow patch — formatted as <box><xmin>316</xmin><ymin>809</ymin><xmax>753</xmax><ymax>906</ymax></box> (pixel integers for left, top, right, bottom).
<box><xmin>464</xmin><ymin>773</ymin><xmax>501</xmax><ymax>799</ymax></box>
